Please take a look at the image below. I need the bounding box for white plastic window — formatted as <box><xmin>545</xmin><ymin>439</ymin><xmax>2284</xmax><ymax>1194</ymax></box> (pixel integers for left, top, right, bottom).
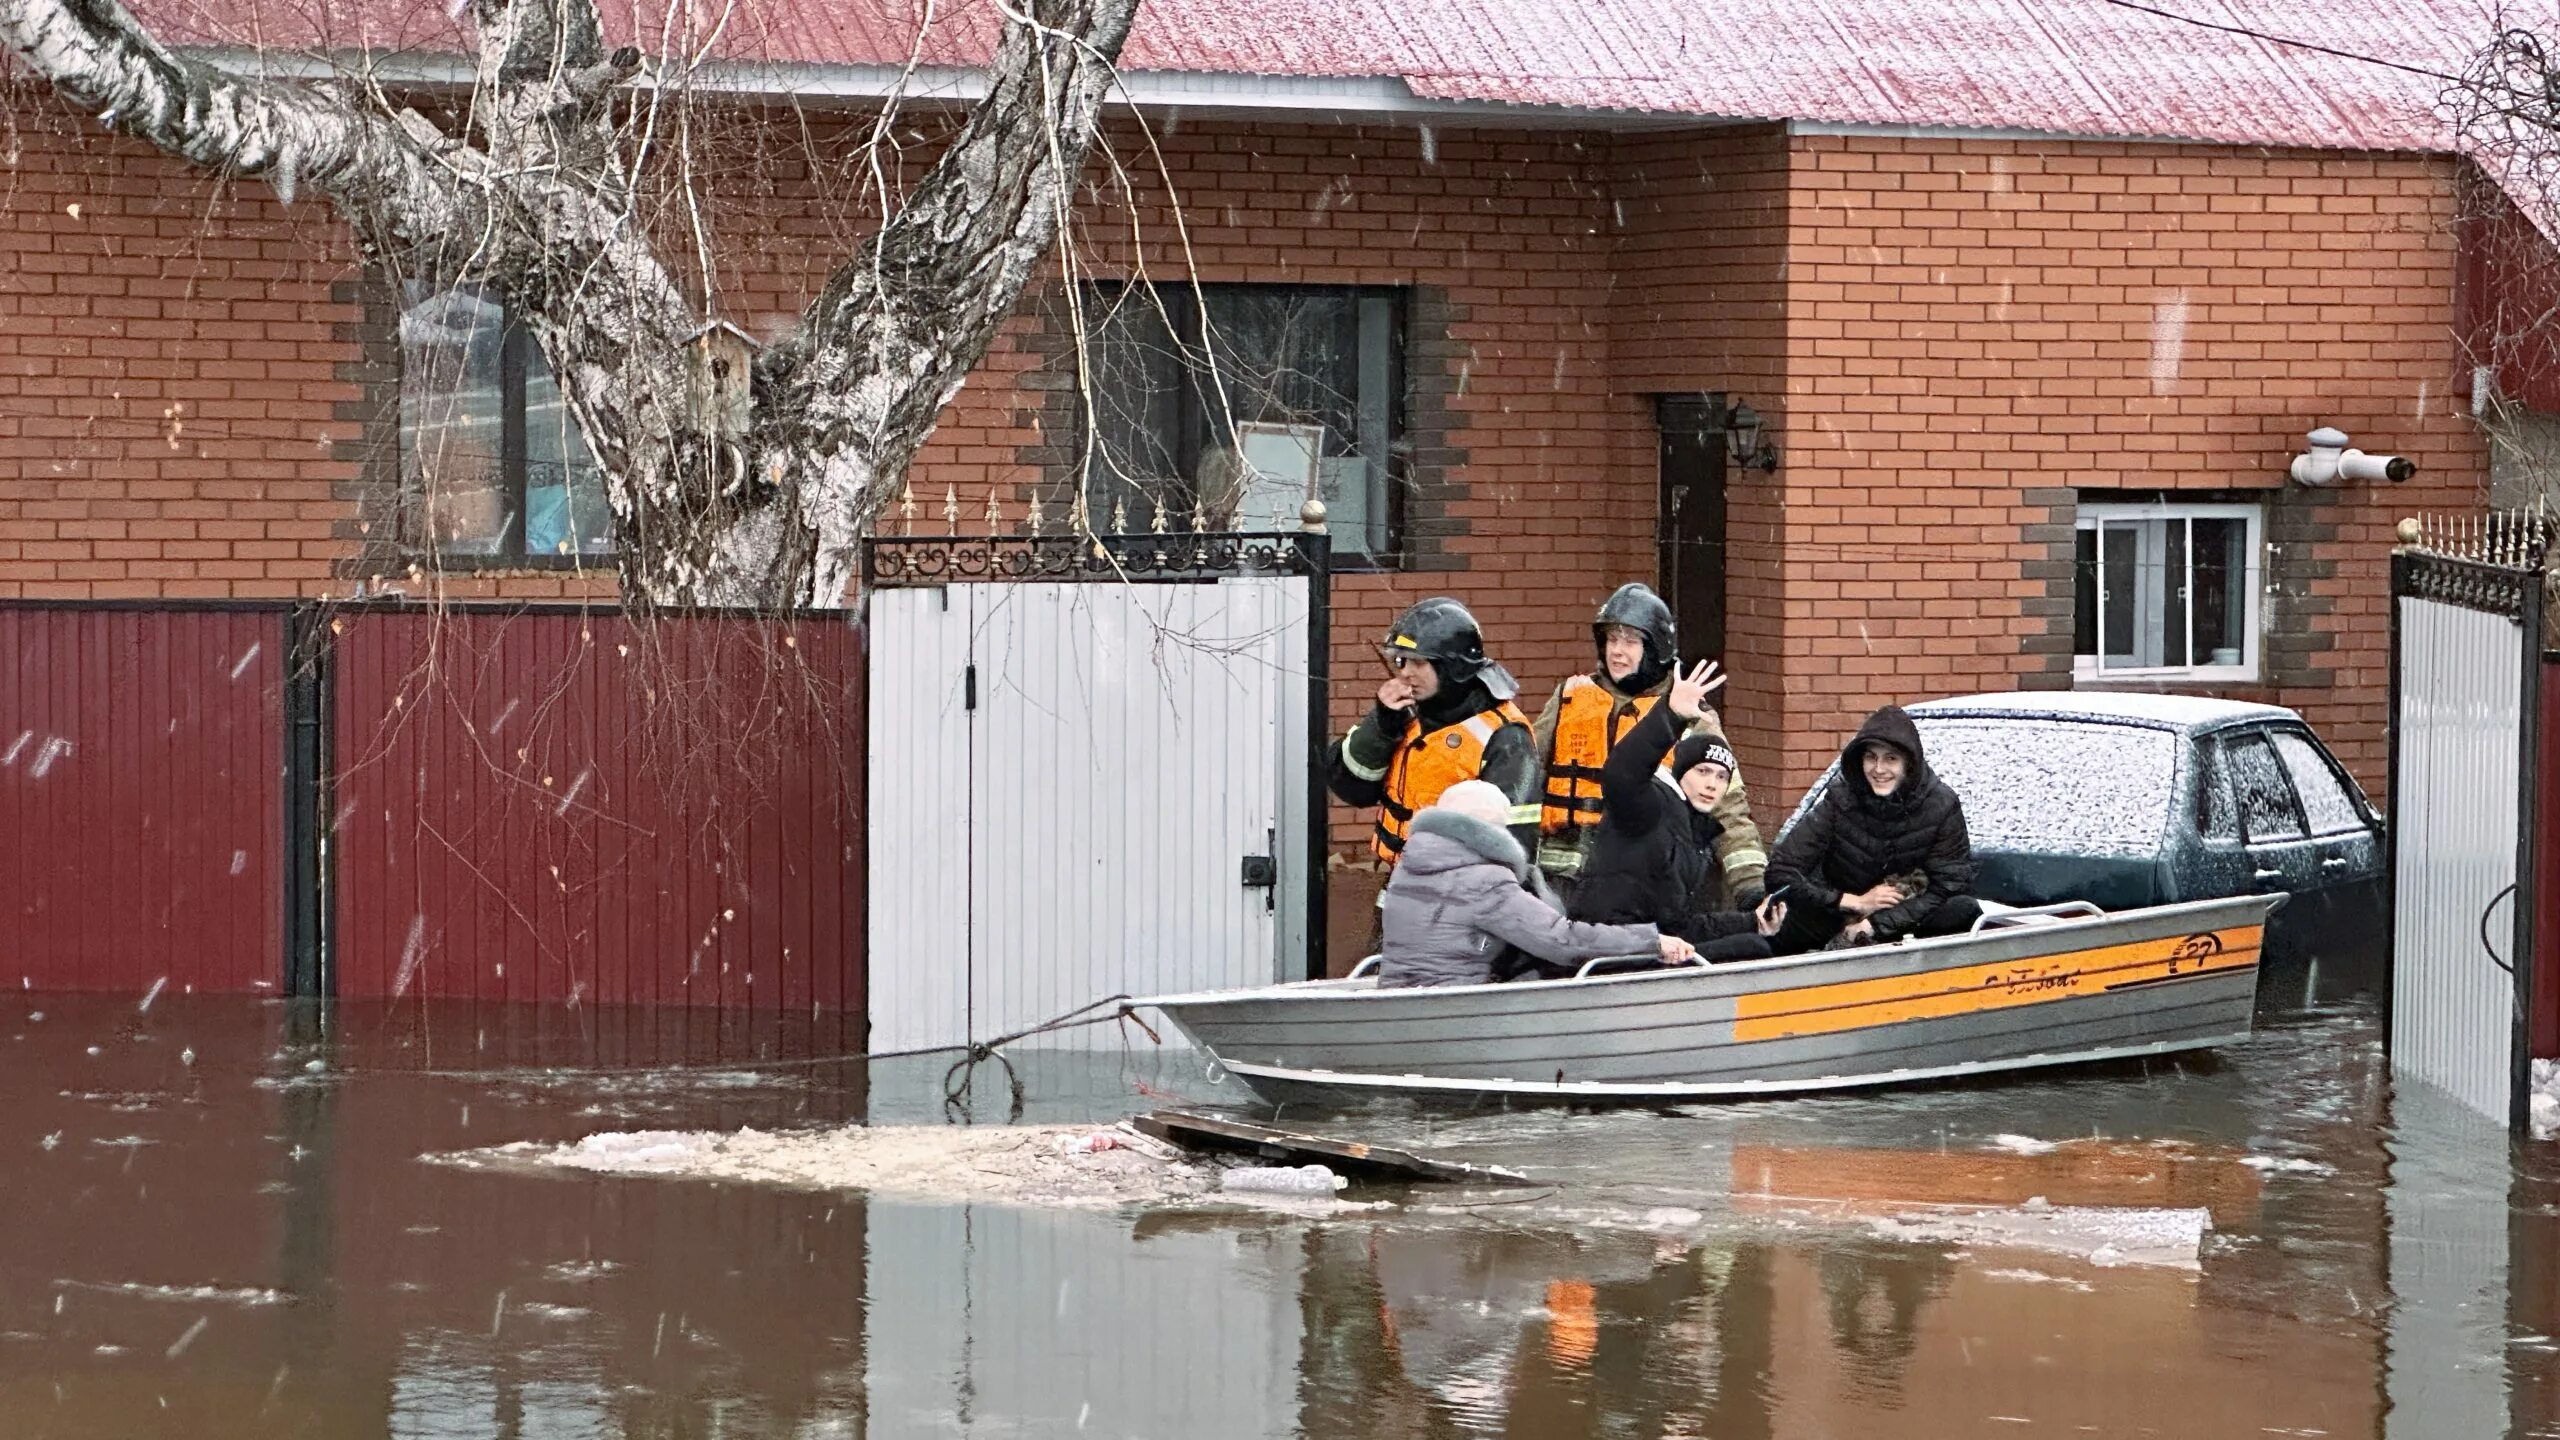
<box><xmin>2073</xmin><ymin>502</ymin><xmax>2262</xmax><ymax>681</ymax></box>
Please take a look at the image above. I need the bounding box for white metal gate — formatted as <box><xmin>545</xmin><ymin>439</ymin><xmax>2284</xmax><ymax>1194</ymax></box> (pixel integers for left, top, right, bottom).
<box><xmin>865</xmin><ymin>534</ymin><xmax>1323</xmax><ymax>1053</ymax></box>
<box><xmin>2388</xmin><ymin>531</ymin><xmax>2548</xmax><ymax>1130</ymax></box>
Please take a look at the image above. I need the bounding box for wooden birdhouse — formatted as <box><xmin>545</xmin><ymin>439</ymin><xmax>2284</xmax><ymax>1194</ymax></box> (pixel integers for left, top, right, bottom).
<box><xmin>682</xmin><ymin>319</ymin><xmax>761</xmax><ymax>440</ymax></box>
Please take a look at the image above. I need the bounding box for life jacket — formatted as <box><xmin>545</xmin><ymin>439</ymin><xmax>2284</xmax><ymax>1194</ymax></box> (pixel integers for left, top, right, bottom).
<box><xmin>1539</xmin><ymin>675</ymin><xmax>1672</xmax><ymax>834</ymax></box>
<box><xmin>1373</xmin><ymin>701</ymin><xmax>1532</xmax><ymax>864</ymax></box>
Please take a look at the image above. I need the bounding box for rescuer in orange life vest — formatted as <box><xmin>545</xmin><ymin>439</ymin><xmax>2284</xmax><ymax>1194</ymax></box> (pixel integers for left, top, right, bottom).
<box><xmin>1327</xmin><ymin>597</ymin><xmax>1543</xmax><ymax>868</ymax></box>
<box><xmin>1531</xmin><ymin>583</ymin><xmax>1769</xmax><ymax>909</ymax></box>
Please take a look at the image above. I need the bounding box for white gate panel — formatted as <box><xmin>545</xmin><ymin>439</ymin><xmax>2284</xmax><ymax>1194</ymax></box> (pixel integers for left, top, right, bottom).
<box><xmin>2391</xmin><ymin>595</ymin><xmax>2524</xmax><ymax>1121</ymax></box>
<box><xmin>865</xmin><ymin>586</ymin><xmax>975</xmax><ymax>1055</ymax></box>
<box><xmin>969</xmin><ymin>578</ymin><xmax>1295</xmax><ymax>1045</ymax></box>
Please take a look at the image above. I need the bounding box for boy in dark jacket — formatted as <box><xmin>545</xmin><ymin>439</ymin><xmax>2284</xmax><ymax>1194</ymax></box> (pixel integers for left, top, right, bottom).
<box><xmin>1567</xmin><ymin>660</ymin><xmax>1789</xmax><ymax>963</ymax></box>
<box><xmin>1764</xmin><ymin>705</ymin><xmax>1981</xmax><ymax>954</ymax></box>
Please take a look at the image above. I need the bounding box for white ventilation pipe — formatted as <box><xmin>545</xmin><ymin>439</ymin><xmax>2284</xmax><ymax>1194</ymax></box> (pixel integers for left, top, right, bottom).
<box><xmin>2289</xmin><ymin>426</ymin><xmax>2415</xmax><ymax>487</ymax></box>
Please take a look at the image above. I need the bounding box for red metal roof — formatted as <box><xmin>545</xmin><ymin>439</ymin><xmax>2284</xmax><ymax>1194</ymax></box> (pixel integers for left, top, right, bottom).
<box><xmin>130</xmin><ymin>0</ymin><xmax>2492</xmax><ymax>155</ymax></box>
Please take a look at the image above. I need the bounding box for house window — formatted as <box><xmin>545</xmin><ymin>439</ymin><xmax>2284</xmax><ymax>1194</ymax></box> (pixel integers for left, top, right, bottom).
<box><xmin>398</xmin><ymin>282</ymin><xmax>615</xmax><ymax>563</ymax></box>
<box><xmin>1083</xmin><ymin>283</ymin><xmax>1402</xmax><ymax>564</ymax></box>
<box><xmin>2072</xmin><ymin>502</ymin><xmax>2262</xmax><ymax>680</ymax></box>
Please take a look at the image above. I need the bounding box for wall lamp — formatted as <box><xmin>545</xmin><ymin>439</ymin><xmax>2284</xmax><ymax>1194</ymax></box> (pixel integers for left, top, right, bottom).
<box><xmin>1726</xmin><ymin>401</ymin><xmax>1780</xmax><ymax>472</ymax></box>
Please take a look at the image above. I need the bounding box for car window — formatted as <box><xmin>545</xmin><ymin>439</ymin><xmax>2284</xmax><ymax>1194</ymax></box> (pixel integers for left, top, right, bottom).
<box><xmin>2222</xmin><ymin>732</ymin><xmax>2307</xmax><ymax>842</ymax></box>
<box><xmin>2194</xmin><ymin>738</ymin><xmax>2237</xmax><ymax>841</ymax></box>
<box><xmin>1896</xmin><ymin>719</ymin><xmax>2178</xmax><ymax>857</ymax></box>
<box><xmin>2270</xmin><ymin>729</ymin><xmax>2364</xmax><ymax>835</ymax></box>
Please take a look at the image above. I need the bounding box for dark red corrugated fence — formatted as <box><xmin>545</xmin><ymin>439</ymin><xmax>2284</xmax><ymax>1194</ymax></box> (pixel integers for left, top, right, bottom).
<box><xmin>0</xmin><ymin>605</ymin><xmax>286</xmax><ymax>995</ymax></box>
<box><xmin>2</xmin><ymin>602</ymin><xmax>866</xmax><ymax>1022</ymax></box>
<box><xmin>328</xmin><ymin>609</ymin><xmax>865</xmax><ymax>1017</ymax></box>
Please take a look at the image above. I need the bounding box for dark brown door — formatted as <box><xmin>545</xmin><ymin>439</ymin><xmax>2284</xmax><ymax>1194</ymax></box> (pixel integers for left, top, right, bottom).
<box><xmin>1655</xmin><ymin>394</ymin><xmax>1729</xmax><ymax>663</ymax></box>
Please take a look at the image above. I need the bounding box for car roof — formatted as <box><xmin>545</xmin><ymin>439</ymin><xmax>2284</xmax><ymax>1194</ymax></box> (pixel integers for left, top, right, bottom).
<box><xmin>1906</xmin><ymin>690</ymin><xmax>2300</xmax><ymax>734</ymax></box>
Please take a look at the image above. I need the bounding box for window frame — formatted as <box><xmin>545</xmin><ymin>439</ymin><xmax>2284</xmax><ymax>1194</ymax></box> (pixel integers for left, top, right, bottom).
<box><xmin>396</xmin><ymin>282</ymin><xmax>617</xmax><ymax>571</ymax></box>
<box><xmin>1078</xmin><ymin>280</ymin><xmax>1407</xmax><ymax>570</ymax></box>
<box><xmin>2073</xmin><ymin>500</ymin><xmax>2263</xmax><ymax>683</ymax></box>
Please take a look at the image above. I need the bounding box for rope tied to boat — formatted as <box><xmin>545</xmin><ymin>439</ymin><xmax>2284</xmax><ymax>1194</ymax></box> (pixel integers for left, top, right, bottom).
<box><xmin>940</xmin><ymin>994</ymin><xmax>1159</xmax><ymax>1121</ymax></box>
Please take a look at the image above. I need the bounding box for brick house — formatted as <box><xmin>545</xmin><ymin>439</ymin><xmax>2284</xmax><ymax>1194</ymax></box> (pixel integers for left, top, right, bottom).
<box><xmin>0</xmin><ymin>0</ymin><xmax>2523</xmax><ymax>885</ymax></box>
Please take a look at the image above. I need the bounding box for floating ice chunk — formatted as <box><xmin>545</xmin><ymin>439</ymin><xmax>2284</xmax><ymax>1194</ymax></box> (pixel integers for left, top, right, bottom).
<box><xmin>1986</xmin><ymin>1134</ymin><xmax>2059</xmax><ymax>1156</ymax></box>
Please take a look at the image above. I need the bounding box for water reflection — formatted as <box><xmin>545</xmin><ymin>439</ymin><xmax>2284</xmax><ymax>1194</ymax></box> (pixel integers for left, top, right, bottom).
<box><xmin>2</xmin><ymin>996</ymin><xmax>2555</xmax><ymax>1438</ymax></box>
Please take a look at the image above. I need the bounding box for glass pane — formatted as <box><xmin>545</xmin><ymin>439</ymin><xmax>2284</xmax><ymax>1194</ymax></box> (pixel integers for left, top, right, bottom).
<box><xmin>523</xmin><ymin>350</ymin><xmax>614</xmax><ymax>558</ymax></box>
<box><xmin>2073</xmin><ymin>527</ymin><xmax>2097</xmax><ymax>657</ymax></box>
<box><xmin>1346</xmin><ymin>293</ymin><xmax>1397</xmax><ymax>560</ymax></box>
<box><xmin>1918</xmin><ymin>719</ymin><xmax>2179</xmax><ymax>856</ymax></box>
<box><xmin>2194</xmin><ymin>739</ymin><xmax>2235</xmax><ymax>840</ymax></box>
<box><xmin>398</xmin><ymin>282</ymin><xmax>509</xmax><ymax>555</ymax></box>
<box><xmin>1085</xmin><ymin>290</ymin><xmax>1187</xmax><ymax>530</ymax></box>
<box><xmin>2191</xmin><ymin>516</ymin><xmax>2247</xmax><ymax>667</ymax></box>
<box><xmin>2098</xmin><ymin>521</ymin><xmax>2142</xmax><ymax>667</ymax></box>
<box><xmin>2225</xmin><ymin>735</ymin><xmax>2307</xmax><ymax>841</ymax></box>
<box><xmin>2162</xmin><ymin>518</ymin><xmax>2189</xmax><ymax>669</ymax></box>
<box><xmin>2271</xmin><ymin>730</ymin><xmax>2364</xmax><ymax>835</ymax></box>
<box><xmin>1194</xmin><ymin>289</ymin><xmax>1356</xmax><ymax>532</ymax></box>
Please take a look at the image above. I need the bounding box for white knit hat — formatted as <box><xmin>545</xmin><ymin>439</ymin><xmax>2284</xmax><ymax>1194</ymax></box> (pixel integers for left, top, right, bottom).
<box><xmin>1432</xmin><ymin>779</ymin><xmax>1513</xmax><ymax>828</ymax></box>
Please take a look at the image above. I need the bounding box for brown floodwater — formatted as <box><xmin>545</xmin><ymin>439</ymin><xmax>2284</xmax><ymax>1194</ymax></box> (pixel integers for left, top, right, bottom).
<box><xmin>2</xmin><ymin>991</ymin><xmax>2556</xmax><ymax>1439</ymax></box>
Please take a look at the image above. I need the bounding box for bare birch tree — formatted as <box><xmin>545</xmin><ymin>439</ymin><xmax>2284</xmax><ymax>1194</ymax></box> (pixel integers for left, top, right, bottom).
<box><xmin>0</xmin><ymin>0</ymin><xmax>1140</xmax><ymax>607</ymax></box>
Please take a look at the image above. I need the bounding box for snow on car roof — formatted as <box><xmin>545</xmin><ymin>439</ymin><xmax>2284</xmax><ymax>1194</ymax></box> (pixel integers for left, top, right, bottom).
<box><xmin>1908</xmin><ymin>690</ymin><xmax>2298</xmax><ymax>733</ymax></box>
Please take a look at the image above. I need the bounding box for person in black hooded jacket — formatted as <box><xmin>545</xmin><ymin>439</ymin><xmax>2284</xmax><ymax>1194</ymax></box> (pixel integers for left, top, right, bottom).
<box><xmin>1764</xmin><ymin>704</ymin><xmax>1981</xmax><ymax>955</ymax></box>
<box><xmin>1563</xmin><ymin>659</ymin><xmax>1789</xmax><ymax>966</ymax></box>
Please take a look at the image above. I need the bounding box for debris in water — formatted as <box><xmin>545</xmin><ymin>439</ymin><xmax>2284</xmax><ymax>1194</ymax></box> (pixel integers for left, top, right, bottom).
<box><xmin>1868</xmin><ymin>1203</ymin><xmax>2211</xmax><ymax>1269</ymax></box>
<box><xmin>57</xmin><ymin>1281</ymin><xmax>289</xmax><ymax>1307</ymax></box>
<box><xmin>1220</xmin><ymin>1165</ymin><xmax>1346</xmax><ymax>1197</ymax></box>
<box><xmin>2239</xmin><ymin>1155</ymin><xmax>2335</xmax><ymax>1176</ymax></box>
<box><xmin>1131</xmin><ymin>1111</ymin><xmax>1533</xmax><ymax>1186</ymax></box>
<box><xmin>451</xmin><ymin>1123</ymin><xmax>1395</xmax><ymax>1213</ymax></box>
<box><xmin>1986</xmin><ymin>1134</ymin><xmax>2059</xmax><ymax>1155</ymax></box>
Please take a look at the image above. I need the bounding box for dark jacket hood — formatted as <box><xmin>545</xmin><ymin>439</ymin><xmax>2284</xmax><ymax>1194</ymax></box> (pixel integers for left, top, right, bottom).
<box><xmin>1837</xmin><ymin>705</ymin><xmax>1933</xmax><ymax>810</ymax></box>
<box><xmin>1400</xmin><ymin>808</ymin><xmax>1531</xmax><ymax>880</ymax></box>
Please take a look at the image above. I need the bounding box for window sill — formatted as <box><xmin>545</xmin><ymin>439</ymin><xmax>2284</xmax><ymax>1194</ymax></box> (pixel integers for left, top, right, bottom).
<box><xmin>2073</xmin><ymin>661</ymin><xmax>2261</xmax><ymax>687</ymax></box>
<box><xmin>378</xmin><ymin>552</ymin><xmax>620</xmax><ymax>575</ymax></box>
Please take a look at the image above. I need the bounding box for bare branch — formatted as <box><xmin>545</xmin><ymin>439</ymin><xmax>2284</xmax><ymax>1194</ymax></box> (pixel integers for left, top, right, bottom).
<box><xmin>767</xmin><ymin>0</ymin><xmax>1141</xmax><ymax>599</ymax></box>
<box><xmin>0</xmin><ymin>0</ymin><xmax>463</xmax><ymax>231</ymax></box>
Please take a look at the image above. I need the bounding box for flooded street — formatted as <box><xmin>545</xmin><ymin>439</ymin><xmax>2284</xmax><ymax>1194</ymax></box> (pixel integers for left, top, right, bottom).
<box><xmin>5</xmin><ymin>992</ymin><xmax>2558</xmax><ymax>1439</ymax></box>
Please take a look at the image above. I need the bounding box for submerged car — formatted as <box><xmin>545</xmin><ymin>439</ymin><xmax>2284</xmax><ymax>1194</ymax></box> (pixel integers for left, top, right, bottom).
<box><xmin>1775</xmin><ymin>692</ymin><xmax>2386</xmax><ymax>998</ymax></box>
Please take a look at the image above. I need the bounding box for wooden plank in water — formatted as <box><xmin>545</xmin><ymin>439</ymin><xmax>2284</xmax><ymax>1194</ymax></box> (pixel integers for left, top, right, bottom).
<box><xmin>1131</xmin><ymin>1111</ymin><xmax>1535</xmax><ymax>1186</ymax></box>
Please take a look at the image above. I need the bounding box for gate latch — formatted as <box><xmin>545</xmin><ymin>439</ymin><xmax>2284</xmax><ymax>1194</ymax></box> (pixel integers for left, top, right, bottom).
<box><xmin>1239</xmin><ymin>854</ymin><xmax>1277</xmax><ymax>888</ymax></box>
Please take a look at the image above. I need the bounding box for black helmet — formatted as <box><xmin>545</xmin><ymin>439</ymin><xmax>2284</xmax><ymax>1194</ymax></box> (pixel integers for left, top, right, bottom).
<box><xmin>1382</xmin><ymin>597</ymin><xmax>1518</xmax><ymax>701</ymax></box>
<box><xmin>1593</xmin><ymin>583</ymin><xmax>1677</xmax><ymax>692</ymax></box>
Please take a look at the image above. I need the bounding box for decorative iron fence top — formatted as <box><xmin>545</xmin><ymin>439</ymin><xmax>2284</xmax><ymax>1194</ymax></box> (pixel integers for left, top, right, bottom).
<box><xmin>862</xmin><ymin>532</ymin><xmax>1322</xmax><ymax>587</ymax></box>
<box><xmin>2398</xmin><ymin>549</ymin><xmax>2546</xmax><ymax>621</ymax></box>
<box><xmin>2395</xmin><ymin>508</ymin><xmax>2554</xmax><ymax>572</ymax></box>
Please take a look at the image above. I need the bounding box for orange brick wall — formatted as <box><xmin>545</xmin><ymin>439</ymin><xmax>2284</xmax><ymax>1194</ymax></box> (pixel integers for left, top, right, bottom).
<box><xmin>0</xmin><ymin>92</ymin><xmax>2498</xmax><ymax>828</ymax></box>
<box><xmin>1607</xmin><ymin>125</ymin><xmax>1793</xmax><ymax>769</ymax></box>
<box><xmin>0</xmin><ymin>102</ymin><xmax>359</xmax><ymax>599</ymax></box>
<box><xmin>1763</xmin><ymin>135</ymin><xmax>2487</xmax><ymax>799</ymax></box>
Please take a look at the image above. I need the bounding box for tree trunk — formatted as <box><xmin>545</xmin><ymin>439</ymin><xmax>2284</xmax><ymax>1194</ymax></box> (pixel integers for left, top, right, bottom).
<box><xmin>1</xmin><ymin>0</ymin><xmax>1142</xmax><ymax>610</ymax></box>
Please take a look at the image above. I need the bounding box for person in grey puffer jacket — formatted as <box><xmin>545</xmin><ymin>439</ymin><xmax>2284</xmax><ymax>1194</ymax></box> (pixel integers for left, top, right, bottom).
<box><xmin>1379</xmin><ymin>781</ymin><xmax>1695</xmax><ymax>989</ymax></box>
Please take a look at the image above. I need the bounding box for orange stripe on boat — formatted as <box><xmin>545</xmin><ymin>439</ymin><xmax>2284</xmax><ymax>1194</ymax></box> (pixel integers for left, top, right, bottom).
<box><xmin>1730</xmin><ymin>925</ymin><xmax>2262</xmax><ymax>1043</ymax></box>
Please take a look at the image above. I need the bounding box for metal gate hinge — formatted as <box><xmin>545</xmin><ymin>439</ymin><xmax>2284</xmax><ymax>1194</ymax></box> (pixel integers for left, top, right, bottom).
<box><xmin>965</xmin><ymin>663</ymin><xmax>977</xmax><ymax>711</ymax></box>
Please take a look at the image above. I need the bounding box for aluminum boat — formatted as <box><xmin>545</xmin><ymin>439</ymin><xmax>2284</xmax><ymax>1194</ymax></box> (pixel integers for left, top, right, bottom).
<box><xmin>1141</xmin><ymin>895</ymin><xmax>2281</xmax><ymax>1105</ymax></box>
